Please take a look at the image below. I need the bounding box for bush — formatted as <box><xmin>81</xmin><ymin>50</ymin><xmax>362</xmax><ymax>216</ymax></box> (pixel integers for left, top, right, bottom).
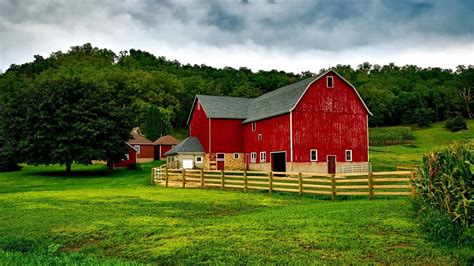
<box><xmin>0</xmin><ymin>236</ymin><xmax>40</xmax><ymax>253</ymax></box>
<box><xmin>414</xmin><ymin>108</ymin><xmax>434</xmax><ymax>127</ymax></box>
<box><xmin>369</xmin><ymin>126</ymin><xmax>415</xmax><ymax>145</ymax></box>
<box><xmin>414</xmin><ymin>143</ymin><xmax>473</xmax><ymax>244</ymax></box>
<box><xmin>445</xmin><ymin>116</ymin><xmax>468</xmax><ymax>132</ymax></box>
<box><xmin>127</xmin><ymin>163</ymin><xmax>141</xmax><ymax>170</ymax></box>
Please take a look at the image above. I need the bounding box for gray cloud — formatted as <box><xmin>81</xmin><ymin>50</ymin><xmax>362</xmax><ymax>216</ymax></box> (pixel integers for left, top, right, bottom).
<box><xmin>0</xmin><ymin>0</ymin><xmax>472</xmax><ymax>71</ymax></box>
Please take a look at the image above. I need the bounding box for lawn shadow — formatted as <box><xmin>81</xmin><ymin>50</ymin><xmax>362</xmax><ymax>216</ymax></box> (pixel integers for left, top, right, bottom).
<box><xmin>33</xmin><ymin>169</ymin><xmax>116</xmax><ymax>178</ymax></box>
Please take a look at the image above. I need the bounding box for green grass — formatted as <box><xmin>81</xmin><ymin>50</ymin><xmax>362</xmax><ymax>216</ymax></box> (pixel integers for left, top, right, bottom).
<box><xmin>1</xmin><ymin>161</ymin><xmax>473</xmax><ymax>264</ymax></box>
<box><xmin>0</xmin><ymin>120</ymin><xmax>473</xmax><ymax>264</ymax></box>
<box><xmin>369</xmin><ymin>120</ymin><xmax>474</xmax><ymax>171</ymax></box>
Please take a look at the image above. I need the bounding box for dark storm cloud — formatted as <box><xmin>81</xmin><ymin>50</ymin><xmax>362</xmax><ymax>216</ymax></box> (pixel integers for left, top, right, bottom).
<box><xmin>0</xmin><ymin>0</ymin><xmax>472</xmax><ymax>71</ymax></box>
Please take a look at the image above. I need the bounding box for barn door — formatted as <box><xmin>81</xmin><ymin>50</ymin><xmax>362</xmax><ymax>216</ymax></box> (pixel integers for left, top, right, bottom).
<box><xmin>327</xmin><ymin>155</ymin><xmax>336</xmax><ymax>174</ymax></box>
<box><xmin>216</xmin><ymin>153</ymin><xmax>225</xmax><ymax>170</ymax></box>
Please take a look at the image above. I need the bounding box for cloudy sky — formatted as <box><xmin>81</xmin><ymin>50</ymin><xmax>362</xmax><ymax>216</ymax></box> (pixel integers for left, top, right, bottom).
<box><xmin>0</xmin><ymin>0</ymin><xmax>473</xmax><ymax>73</ymax></box>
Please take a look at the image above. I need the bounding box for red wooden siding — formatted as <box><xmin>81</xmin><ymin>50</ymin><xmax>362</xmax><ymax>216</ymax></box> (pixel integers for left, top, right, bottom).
<box><xmin>189</xmin><ymin>99</ymin><xmax>210</xmax><ymax>153</ymax></box>
<box><xmin>113</xmin><ymin>145</ymin><xmax>137</xmax><ymax>167</ymax></box>
<box><xmin>210</xmin><ymin>119</ymin><xmax>244</xmax><ymax>153</ymax></box>
<box><xmin>135</xmin><ymin>145</ymin><xmax>154</xmax><ymax>159</ymax></box>
<box><xmin>243</xmin><ymin>114</ymin><xmax>290</xmax><ymax>162</ymax></box>
<box><xmin>160</xmin><ymin>145</ymin><xmax>173</xmax><ymax>158</ymax></box>
<box><xmin>292</xmin><ymin>72</ymin><xmax>368</xmax><ymax>162</ymax></box>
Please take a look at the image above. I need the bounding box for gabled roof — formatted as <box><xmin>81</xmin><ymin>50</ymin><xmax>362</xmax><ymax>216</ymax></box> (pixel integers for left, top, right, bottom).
<box><xmin>187</xmin><ymin>69</ymin><xmax>372</xmax><ymax>124</ymax></box>
<box><xmin>187</xmin><ymin>95</ymin><xmax>252</xmax><ymax>124</ymax></box>
<box><xmin>164</xmin><ymin>137</ymin><xmax>205</xmax><ymax>156</ymax></box>
<box><xmin>154</xmin><ymin>135</ymin><xmax>180</xmax><ymax>145</ymax></box>
<box><xmin>127</xmin><ymin>131</ymin><xmax>154</xmax><ymax>145</ymax></box>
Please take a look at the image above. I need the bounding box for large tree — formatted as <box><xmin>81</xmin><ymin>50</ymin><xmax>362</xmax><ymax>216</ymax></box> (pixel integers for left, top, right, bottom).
<box><xmin>0</xmin><ymin>76</ymin><xmax>133</xmax><ymax>173</ymax></box>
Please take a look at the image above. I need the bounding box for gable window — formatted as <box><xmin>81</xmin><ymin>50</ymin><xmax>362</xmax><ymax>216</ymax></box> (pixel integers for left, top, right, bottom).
<box><xmin>310</xmin><ymin>149</ymin><xmax>318</xmax><ymax>162</ymax></box>
<box><xmin>258</xmin><ymin>134</ymin><xmax>262</xmax><ymax>141</ymax></box>
<box><xmin>327</xmin><ymin>76</ymin><xmax>334</xmax><ymax>88</ymax></box>
<box><xmin>233</xmin><ymin>153</ymin><xmax>240</xmax><ymax>159</ymax></box>
<box><xmin>345</xmin><ymin>150</ymin><xmax>352</xmax><ymax>162</ymax></box>
<box><xmin>133</xmin><ymin>145</ymin><xmax>140</xmax><ymax>154</ymax></box>
<box><xmin>260</xmin><ymin>152</ymin><xmax>266</xmax><ymax>163</ymax></box>
<box><xmin>197</xmin><ymin>101</ymin><xmax>201</xmax><ymax>110</ymax></box>
<box><xmin>250</xmin><ymin>152</ymin><xmax>257</xmax><ymax>163</ymax></box>
<box><xmin>196</xmin><ymin>156</ymin><xmax>203</xmax><ymax>163</ymax></box>
<box><xmin>251</xmin><ymin>122</ymin><xmax>256</xmax><ymax>132</ymax></box>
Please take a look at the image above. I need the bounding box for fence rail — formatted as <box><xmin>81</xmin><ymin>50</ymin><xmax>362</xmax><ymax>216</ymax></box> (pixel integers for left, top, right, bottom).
<box><xmin>151</xmin><ymin>167</ymin><xmax>417</xmax><ymax>200</ymax></box>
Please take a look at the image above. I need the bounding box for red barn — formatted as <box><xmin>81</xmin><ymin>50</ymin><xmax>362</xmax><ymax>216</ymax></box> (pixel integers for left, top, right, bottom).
<box><xmin>169</xmin><ymin>69</ymin><xmax>371</xmax><ymax>174</ymax></box>
<box><xmin>154</xmin><ymin>135</ymin><xmax>180</xmax><ymax>159</ymax></box>
<box><xmin>110</xmin><ymin>143</ymin><xmax>137</xmax><ymax>168</ymax></box>
<box><xmin>127</xmin><ymin>129</ymin><xmax>155</xmax><ymax>163</ymax></box>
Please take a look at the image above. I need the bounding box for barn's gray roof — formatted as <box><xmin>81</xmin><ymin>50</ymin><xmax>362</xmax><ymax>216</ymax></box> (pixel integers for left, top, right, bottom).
<box><xmin>187</xmin><ymin>70</ymin><xmax>371</xmax><ymax>124</ymax></box>
<box><xmin>195</xmin><ymin>95</ymin><xmax>252</xmax><ymax>120</ymax></box>
<box><xmin>244</xmin><ymin>74</ymin><xmax>323</xmax><ymax>123</ymax></box>
<box><xmin>164</xmin><ymin>137</ymin><xmax>204</xmax><ymax>156</ymax></box>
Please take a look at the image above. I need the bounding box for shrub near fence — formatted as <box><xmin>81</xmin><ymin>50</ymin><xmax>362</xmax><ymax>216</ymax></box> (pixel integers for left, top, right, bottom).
<box><xmin>152</xmin><ymin>167</ymin><xmax>417</xmax><ymax>200</ymax></box>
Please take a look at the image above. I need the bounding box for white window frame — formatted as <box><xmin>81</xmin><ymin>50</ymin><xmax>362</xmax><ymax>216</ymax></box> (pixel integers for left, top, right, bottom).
<box><xmin>216</xmin><ymin>153</ymin><xmax>225</xmax><ymax>161</ymax></box>
<box><xmin>258</xmin><ymin>134</ymin><xmax>262</xmax><ymax>141</ymax></box>
<box><xmin>250</xmin><ymin>152</ymin><xmax>257</xmax><ymax>163</ymax></box>
<box><xmin>327</xmin><ymin>76</ymin><xmax>334</xmax><ymax>88</ymax></box>
<box><xmin>124</xmin><ymin>153</ymin><xmax>129</xmax><ymax>161</ymax></box>
<box><xmin>345</xmin><ymin>150</ymin><xmax>352</xmax><ymax>162</ymax></box>
<box><xmin>251</xmin><ymin>122</ymin><xmax>256</xmax><ymax>132</ymax></box>
<box><xmin>310</xmin><ymin>149</ymin><xmax>318</xmax><ymax>162</ymax></box>
<box><xmin>195</xmin><ymin>156</ymin><xmax>203</xmax><ymax>163</ymax></box>
<box><xmin>260</xmin><ymin>152</ymin><xmax>266</xmax><ymax>163</ymax></box>
<box><xmin>233</xmin><ymin>153</ymin><xmax>240</xmax><ymax>159</ymax></box>
<box><xmin>133</xmin><ymin>145</ymin><xmax>140</xmax><ymax>154</ymax></box>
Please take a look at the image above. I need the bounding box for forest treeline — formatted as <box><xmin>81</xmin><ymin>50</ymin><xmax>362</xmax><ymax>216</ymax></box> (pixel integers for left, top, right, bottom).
<box><xmin>1</xmin><ymin>43</ymin><xmax>472</xmax><ymax>132</ymax></box>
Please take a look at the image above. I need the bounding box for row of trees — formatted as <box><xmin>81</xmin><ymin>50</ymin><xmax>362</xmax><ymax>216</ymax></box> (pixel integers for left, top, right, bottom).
<box><xmin>1</xmin><ymin>44</ymin><xmax>472</xmax><ymax>130</ymax></box>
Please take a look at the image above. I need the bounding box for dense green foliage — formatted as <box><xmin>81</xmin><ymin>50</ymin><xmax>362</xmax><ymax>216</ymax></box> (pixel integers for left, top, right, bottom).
<box><xmin>445</xmin><ymin>116</ymin><xmax>468</xmax><ymax>132</ymax></box>
<box><xmin>0</xmin><ymin>162</ymin><xmax>472</xmax><ymax>264</ymax></box>
<box><xmin>414</xmin><ymin>143</ymin><xmax>473</xmax><ymax>243</ymax></box>
<box><xmin>1</xmin><ymin>44</ymin><xmax>472</xmax><ymax>131</ymax></box>
<box><xmin>0</xmin><ymin>77</ymin><xmax>132</xmax><ymax>172</ymax></box>
<box><xmin>369</xmin><ymin>126</ymin><xmax>415</xmax><ymax>146</ymax></box>
<box><xmin>143</xmin><ymin>105</ymin><xmax>171</xmax><ymax>141</ymax></box>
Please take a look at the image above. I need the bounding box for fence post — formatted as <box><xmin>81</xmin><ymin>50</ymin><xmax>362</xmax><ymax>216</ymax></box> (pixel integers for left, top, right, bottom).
<box><xmin>368</xmin><ymin>171</ymin><xmax>374</xmax><ymax>200</ymax></box>
<box><xmin>221</xmin><ymin>170</ymin><xmax>225</xmax><ymax>190</ymax></box>
<box><xmin>410</xmin><ymin>171</ymin><xmax>417</xmax><ymax>198</ymax></box>
<box><xmin>165</xmin><ymin>166</ymin><xmax>169</xmax><ymax>187</ymax></box>
<box><xmin>269</xmin><ymin>171</ymin><xmax>273</xmax><ymax>195</ymax></box>
<box><xmin>298</xmin><ymin>172</ymin><xmax>303</xmax><ymax>196</ymax></box>
<box><xmin>331</xmin><ymin>174</ymin><xmax>336</xmax><ymax>201</ymax></box>
<box><xmin>150</xmin><ymin>168</ymin><xmax>155</xmax><ymax>185</ymax></box>
<box><xmin>243</xmin><ymin>170</ymin><xmax>248</xmax><ymax>192</ymax></box>
<box><xmin>200</xmin><ymin>169</ymin><xmax>204</xmax><ymax>188</ymax></box>
<box><xmin>182</xmin><ymin>169</ymin><xmax>186</xmax><ymax>188</ymax></box>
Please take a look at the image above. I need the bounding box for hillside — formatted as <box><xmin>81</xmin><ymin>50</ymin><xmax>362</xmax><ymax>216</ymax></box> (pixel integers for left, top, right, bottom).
<box><xmin>370</xmin><ymin>120</ymin><xmax>474</xmax><ymax>170</ymax></box>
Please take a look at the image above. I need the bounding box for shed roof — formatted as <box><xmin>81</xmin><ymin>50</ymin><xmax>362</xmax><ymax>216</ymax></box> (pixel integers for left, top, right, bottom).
<box><xmin>127</xmin><ymin>131</ymin><xmax>154</xmax><ymax>145</ymax></box>
<box><xmin>154</xmin><ymin>135</ymin><xmax>180</xmax><ymax>145</ymax></box>
<box><xmin>164</xmin><ymin>137</ymin><xmax>205</xmax><ymax>156</ymax></box>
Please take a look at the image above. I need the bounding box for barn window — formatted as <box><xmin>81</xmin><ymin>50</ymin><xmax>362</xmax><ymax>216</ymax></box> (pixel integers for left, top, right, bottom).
<box><xmin>196</xmin><ymin>156</ymin><xmax>203</xmax><ymax>163</ymax></box>
<box><xmin>260</xmin><ymin>152</ymin><xmax>266</xmax><ymax>163</ymax></box>
<box><xmin>197</xmin><ymin>101</ymin><xmax>201</xmax><ymax>110</ymax></box>
<box><xmin>327</xmin><ymin>76</ymin><xmax>334</xmax><ymax>88</ymax></box>
<box><xmin>233</xmin><ymin>153</ymin><xmax>240</xmax><ymax>159</ymax></box>
<box><xmin>310</xmin><ymin>149</ymin><xmax>318</xmax><ymax>162</ymax></box>
<box><xmin>258</xmin><ymin>134</ymin><xmax>262</xmax><ymax>141</ymax></box>
<box><xmin>250</xmin><ymin>152</ymin><xmax>257</xmax><ymax>163</ymax></box>
<box><xmin>252</xmin><ymin>122</ymin><xmax>256</xmax><ymax>132</ymax></box>
<box><xmin>134</xmin><ymin>145</ymin><xmax>140</xmax><ymax>154</ymax></box>
<box><xmin>217</xmin><ymin>153</ymin><xmax>225</xmax><ymax>160</ymax></box>
<box><xmin>124</xmin><ymin>154</ymin><xmax>129</xmax><ymax>161</ymax></box>
<box><xmin>345</xmin><ymin>150</ymin><xmax>352</xmax><ymax>162</ymax></box>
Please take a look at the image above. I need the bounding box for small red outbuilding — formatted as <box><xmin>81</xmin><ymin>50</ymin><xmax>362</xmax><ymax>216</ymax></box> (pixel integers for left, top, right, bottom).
<box><xmin>127</xmin><ymin>129</ymin><xmax>155</xmax><ymax>163</ymax></box>
<box><xmin>154</xmin><ymin>135</ymin><xmax>180</xmax><ymax>159</ymax></box>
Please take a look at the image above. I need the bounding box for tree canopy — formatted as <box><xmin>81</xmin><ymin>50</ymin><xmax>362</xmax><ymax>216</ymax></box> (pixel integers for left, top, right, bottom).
<box><xmin>0</xmin><ymin>43</ymin><xmax>473</xmax><ymax>132</ymax></box>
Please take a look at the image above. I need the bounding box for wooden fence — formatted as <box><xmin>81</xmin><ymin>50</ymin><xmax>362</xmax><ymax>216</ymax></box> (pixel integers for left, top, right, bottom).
<box><xmin>151</xmin><ymin>166</ymin><xmax>417</xmax><ymax>200</ymax></box>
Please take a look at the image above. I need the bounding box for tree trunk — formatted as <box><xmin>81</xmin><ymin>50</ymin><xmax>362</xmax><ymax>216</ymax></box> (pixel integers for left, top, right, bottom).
<box><xmin>66</xmin><ymin>163</ymin><xmax>71</xmax><ymax>174</ymax></box>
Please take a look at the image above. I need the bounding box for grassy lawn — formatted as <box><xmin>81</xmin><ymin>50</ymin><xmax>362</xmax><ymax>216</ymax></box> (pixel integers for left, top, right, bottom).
<box><xmin>0</xmin><ymin>121</ymin><xmax>472</xmax><ymax>264</ymax></box>
<box><xmin>369</xmin><ymin>120</ymin><xmax>474</xmax><ymax>171</ymax></box>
